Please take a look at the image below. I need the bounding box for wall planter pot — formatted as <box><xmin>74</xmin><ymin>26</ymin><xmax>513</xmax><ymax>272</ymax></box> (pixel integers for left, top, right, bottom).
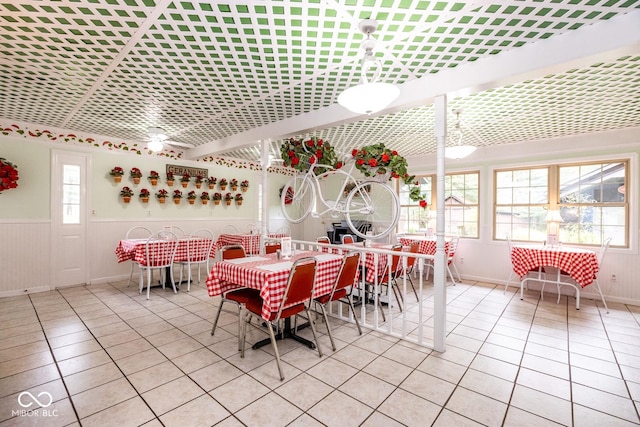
<box><xmin>214</xmin><ymin>200</ymin><xmax>220</xmax><ymax>205</ymax></box>
<box><xmin>113</xmin><ymin>176</ymin><xmax>122</xmax><ymax>183</ymax></box>
<box><xmin>150</xmin><ymin>178</ymin><xmax>158</xmax><ymax>186</ymax></box>
<box><xmin>188</xmin><ymin>199</ymin><xmax>195</xmax><ymax>205</ymax></box>
<box><xmin>225</xmin><ymin>200</ymin><xmax>231</xmax><ymax>206</ymax></box>
<box><xmin>133</xmin><ymin>177</ymin><xmax>140</xmax><ymax>185</ymax></box>
<box><xmin>174</xmin><ymin>198</ymin><xmax>181</xmax><ymax>205</ymax></box>
<box><xmin>158</xmin><ymin>197</ymin><xmax>166</xmax><ymax>204</ymax></box>
<box><xmin>167</xmin><ymin>180</ymin><xmax>174</xmax><ymax>187</ymax></box>
<box><xmin>181</xmin><ymin>182</ymin><xmax>188</xmax><ymax>188</ymax></box>
<box><xmin>208</xmin><ymin>184</ymin><xmax>215</xmax><ymax>190</ymax></box>
<box><xmin>123</xmin><ymin>196</ymin><xmax>131</xmax><ymax>203</ymax></box>
<box><xmin>141</xmin><ymin>197</ymin><xmax>149</xmax><ymax>203</ymax></box>
<box><xmin>202</xmin><ymin>199</ymin><xmax>208</xmax><ymax>205</ymax></box>
<box><xmin>220</xmin><ymin>185</ymin><xmax>227</xmax><ymax>191</ymax></box>
<box><xmin>195</xmin><ymin>183</ymin><xmax>202</xmax><ymax>189</ymax></box>
<box><xmin>236</xmin><ymin>200</ymin><xmax>243</xmax><ymax>206</ymax></box>
<box><xmin>231</xmin><ymin>185</ymin><xmax>238</xmax><ymax>191</ymax></box>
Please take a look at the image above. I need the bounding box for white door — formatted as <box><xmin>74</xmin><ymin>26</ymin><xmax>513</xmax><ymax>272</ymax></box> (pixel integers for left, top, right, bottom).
<box><xmin>51</xmin><ymin>150</ymin><xmax>90</xmax><ymax>288</ymax></box>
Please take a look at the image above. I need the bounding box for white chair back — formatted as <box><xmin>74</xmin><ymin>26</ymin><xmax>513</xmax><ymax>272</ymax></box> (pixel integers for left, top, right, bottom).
<box><xmin>187</xmin><ymin>229</ymin><xmax>215</xmax><ymax>263</ymax></box>
<box><xmin>126</xmin><ymin>226</ymin><xmax>152</xmax><ymax>239</ymax></box>
<box><xmin>222</xmin><ymin>224</ymin><xmax>239</xmax><ymax>234</ymax></box>
<box><xmin>598</xmin><ymin>237</ymin><xmax>612</xmax><ymax>264</ymax></box>
<box><xmin>144</xmin><ymin>231</ymin><xmax>178</xmax><ymax>268</ymax></box>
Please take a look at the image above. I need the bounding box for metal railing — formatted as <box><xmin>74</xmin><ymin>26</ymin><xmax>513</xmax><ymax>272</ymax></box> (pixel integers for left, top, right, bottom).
<box><xmin>293</xmin><ymin>239</ymin><xmax>443</xmax><ymax>350</ymax></box>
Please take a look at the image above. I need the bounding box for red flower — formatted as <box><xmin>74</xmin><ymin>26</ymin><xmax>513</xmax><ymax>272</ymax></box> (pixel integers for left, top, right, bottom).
<box><xmin>291</xmin><ymin>157</ymin><xmax>299</xmax><ymax>166</ymax></box>
<box><xmin>356</xmin><ymin>159</ymin><xmax>365</xmax><ymax>166</ymax></box>
<box><xmin>288</xmin><ymin>150</ymin><xmax>295</xmax><ymax>158</ymax></box>
<box><xmin>368</xmin><ymin>158</ymin><xmax>377</xmax><ymax>167</ymax></box>
<box><xmin>309</xmin><ymin>157</ymin><xmax>316</xmax><ymax>164</ymax></box>
<box><xmin>419</xmin><ymin>200</ymin><xmax>428</xmax><ymax>209</ymax></box>
<box><xmin>315</xmin><ymin>149</ymin><xmax>323</xmax><ymax>159</ymax></box>
<box><xmin>307</xmin><ymin>139</ymin><xmax>314</xmax><ymax>147</ymax></box>
<box><xmin>336</xmin><ymin>162</ymin><xmax>343</xmax><ymax>169</ymax></box>
<box><xmin>391</xmin><ymin>171</ymin><xmax>399</xmax><ymax>178</ymax></box>
<box><xmin>392</xmin><ymin>150</ymin><xmax>398</xmax><ymax>156</ymax></box>
<box><xmin>381</xmin><ymin>153</ymin><xmax>390</xmax><ymax>163</ymax></box>
<box><xmin>317</xmin><ymin>139</ymin><xmax>323</xmax><ymax>147</ymax></box>
<box><xmin>352</xmin><ymin>149</ymin><xmax>358</xmax><ymax>157</ymax></box>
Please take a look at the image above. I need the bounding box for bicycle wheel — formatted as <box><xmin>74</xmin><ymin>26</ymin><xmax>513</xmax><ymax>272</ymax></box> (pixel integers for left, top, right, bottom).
<box><xmin>346</xmin><ymin>181</ymin><xmax>399</xmax><ymax>240</ymax></box>
<box><xmin>281</xmin><ymin>175</ymin><xmax>314</xmax><ymax>223</ymax></box>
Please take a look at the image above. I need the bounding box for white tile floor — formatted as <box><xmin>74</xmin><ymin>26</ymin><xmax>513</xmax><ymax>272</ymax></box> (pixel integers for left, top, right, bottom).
<box><xmin>1</xmin><ymin>277</ymin><xmax>639</xmax><ymax>426</ymax></box>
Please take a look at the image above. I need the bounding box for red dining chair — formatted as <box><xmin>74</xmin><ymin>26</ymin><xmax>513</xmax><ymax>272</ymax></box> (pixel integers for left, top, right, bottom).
<box><xmin>398</xmin><ymin>241</ymin><xmax>420</xmax><ymax>301</ymax></box>
<box><xmin>314</xmin><ymin>251</ymin><xmax>362</xmax><ymax>350</ymax></box>
<box><xmin>138</xmin><ymin>230</ymin><xmax>178</xmax><ymax>300</ymax></box>
<box><xmin>265</xmin><ymin>241</ymin><xmax>281</xmax><ymax>254</ymax></box>
<box><xmin>341</xmin><ymin>234</ymin><xmax>354</xmax><ymax>244</ymax></box>
<box><xmin>240</xmin><ymin>257</ymin><xmax>321</xmax><ymax>381</ymax></box>
<box><xmin>211</xmin><ymin>245</ymin><xmax>260</xmax><ymax>349</ymax></box>
<box><xmin>367</xmin><ymin>244</ymin><xmax>403</xmax><ymax>320</ymax></box>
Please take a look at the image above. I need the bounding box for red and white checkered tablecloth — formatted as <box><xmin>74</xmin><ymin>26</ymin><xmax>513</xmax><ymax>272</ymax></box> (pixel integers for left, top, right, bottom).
<box><xmin>510</xmin><ymin>244</ymin><xmax>599</xmax><ymax>287</ymax></box>
<box><xmin>216</xmin><ymin>233</ymin><xmax>261</xmax><ymax>255</ymax></box>
<box><xmin>399</xmin><ymin>237</ymin><xmax>451</xmax><ymax>255</ymax></box>
<box><xmin>340</xmin><ymin>243</ymin><xmax>400</xmax><ymax>283</ymax></box>
<box><xmin>115</xmin><ymin>238</ymin><xmax>216</xmax><ymax>264</ymax></box>
<box><xmin>205</xmin><ymin>251</ymin><xmax>343</xmax><ymax>321</ymax></box>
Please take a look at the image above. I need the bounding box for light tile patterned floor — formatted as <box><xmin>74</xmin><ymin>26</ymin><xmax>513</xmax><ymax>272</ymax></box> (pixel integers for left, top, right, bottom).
<box><xmin>1</xmin><ymin>278</ymin><xmax>639</xmax><ymax>426</ymax></box>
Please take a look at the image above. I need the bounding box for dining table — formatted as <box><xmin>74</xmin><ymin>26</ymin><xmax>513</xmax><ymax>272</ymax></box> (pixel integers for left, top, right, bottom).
<box><xmin>205</xmin><ymin>250</ymin><xmax>344</xmax><ymax>348</ymax></box>
<box><xmin>216</xmin><ymin>232</ymin><xmax>289</xmax><ymax>255</ymax></box>
<box><xmin>510</xmin><ymin>244</ymin><xmax>599</xmax><ymax>309</ymax></box>
<box><xmin>115</xmin><ymin>237</ymin><xmax>216</xmax><ymax>265</ymax></box>
<box><xmin>398</xmin><ymin>236</ymin><xmax>451</xmax><ymax>256</ymax></box>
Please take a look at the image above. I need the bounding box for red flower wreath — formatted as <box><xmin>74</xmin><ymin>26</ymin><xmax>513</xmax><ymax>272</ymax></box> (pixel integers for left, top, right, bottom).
<box><xmin>0</xmin><ymin>157</ymin><xmax>19</xmax><ymax>193</ymax></box>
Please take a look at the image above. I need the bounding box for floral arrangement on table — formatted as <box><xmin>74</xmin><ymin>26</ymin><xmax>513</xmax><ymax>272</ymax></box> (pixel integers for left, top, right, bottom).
<box><xmin>139</xmin><ymin>188</ymin><xmax>151</xmax><ymax>202</ymax></box>
<box><xmin>0</xmin><ymin>157</ymin><xmax>19</xmax><ymax>193</ymax></box>
<box><xmin>280</xmin><ymin>136</ymin><xmax>341</xmax><ymax>175</ymax></box>
<box><xmin>156</xmin><ymin>188</ymin><xmax>169</xmax><ymax>199</ymax></box>
<box><xmin>240</xmin><ymin>180</ymin><xmax>249</xmax><ymax>191</ymax></box>
<box><xmin>172</xmin><ymin>189</ymin><xmax>183</xmax><ymax>199</ymax></box>
<box><xmin>130</xmin><ymin>167</ymin><xmax>142</xmax><ymax>179</ymax></box>
<box><xmin>352</xmin><ymin>143</ymin><xmax>426</xmax><ymax>204</ymax></box>
<box><xmin>109</xmin><ymin>166</ymin><xmax>124</xmax><ymax>177</ymax></box>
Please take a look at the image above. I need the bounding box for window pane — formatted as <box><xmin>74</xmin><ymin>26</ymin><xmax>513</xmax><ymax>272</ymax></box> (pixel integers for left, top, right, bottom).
<box><xmin>63</xmin><ymin>164</ymin><xmax>81</xmax><ymax>225</ymax></box>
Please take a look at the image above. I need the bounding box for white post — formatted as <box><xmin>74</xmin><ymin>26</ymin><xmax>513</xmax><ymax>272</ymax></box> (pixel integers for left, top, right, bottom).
<box><xmin>433</xmin><ymin>95</ymin><xmax>447</xmax><ymax>353</ymax></box>
<box><xmin>260</xmin><ymin>140</ymin><xmax>271</xmax><ymax>249</ymax></box>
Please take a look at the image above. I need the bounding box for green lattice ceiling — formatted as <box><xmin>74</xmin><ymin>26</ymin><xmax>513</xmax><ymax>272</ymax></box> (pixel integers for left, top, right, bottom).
<box><xmin>0</xmin><ymin>0</ymin><xmax>638</xmax><ymax>162</ymax></box>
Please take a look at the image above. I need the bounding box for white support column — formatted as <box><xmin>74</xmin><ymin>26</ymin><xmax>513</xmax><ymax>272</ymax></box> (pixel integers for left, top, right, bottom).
<box><xmin>433</xmin><ymin>95</ymin><xmax>447</xmax><ymax>353</ymax></box>
<box><xmin>260</xmin><ymin>140</ymin><xmax>271</xmax><ymax>249</ymax></box>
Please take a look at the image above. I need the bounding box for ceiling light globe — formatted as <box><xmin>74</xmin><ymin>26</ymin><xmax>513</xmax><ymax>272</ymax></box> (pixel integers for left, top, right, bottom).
<box><xmin>338</xmin><ymin>82</ymin><xmax>400</xmax><ymax>115</ymax></box>
<box><xmin>148</xmin><ymin>139</ymin><xmax>164</xmax><ymax>152</ymax></box>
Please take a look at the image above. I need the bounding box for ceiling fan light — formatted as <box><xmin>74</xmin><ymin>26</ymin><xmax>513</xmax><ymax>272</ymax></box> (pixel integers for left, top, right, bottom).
<box><xmin>445</xmin><ymin>145</ymin><xmax>476</xmax><ymax>160</ymax></box>
<box><xmin>338</xmin><ymin>82</ymin><xmax>400</xmax><ymax>115</ymax></box>
<box><xmin>148</xmin><ymin>139</ymin><xmax>164</xmax><ymax>152</ymax></box>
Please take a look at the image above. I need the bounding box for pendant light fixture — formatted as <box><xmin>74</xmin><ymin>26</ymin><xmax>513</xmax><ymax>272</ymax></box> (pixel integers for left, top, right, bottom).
<box><xmin>337</xmin><ymin>19</ymin><xmax>400</xmax><ymax>115</ymax></box>
<box><xmin>444</xmin><ymin>109</ymin><xmax>476</xmax><ymax>160</ymax></box>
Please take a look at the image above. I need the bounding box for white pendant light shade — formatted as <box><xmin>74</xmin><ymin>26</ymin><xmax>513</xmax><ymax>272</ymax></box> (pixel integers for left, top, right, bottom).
<box><xmin>338</xmin><ymin>81</ymin><xmax>400</xmax><ymax>115</ymax></box>
<box><xmin>444</xmin><ymin>109</ymin><xmax>476</xmax><ymax>159</ymax></box>
<box><xmin>445</xmin><ymin>145</ymin><xmax>476</xmax><ymax>160</ymax></box>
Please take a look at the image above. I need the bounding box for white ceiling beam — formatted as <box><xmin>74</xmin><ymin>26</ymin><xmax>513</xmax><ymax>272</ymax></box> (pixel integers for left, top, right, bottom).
<box><xmin>187</xmin><ymin>10</ymin><xmax>640</xmax><ymax>160</ymax></box>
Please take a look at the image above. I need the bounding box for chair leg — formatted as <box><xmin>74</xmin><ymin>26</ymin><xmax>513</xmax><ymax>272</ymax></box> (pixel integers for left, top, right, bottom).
<box><xmin>407</xmin><ymin>274</ymin><xmax>419</xmax><ymax>301</ymax></box>
<box><xmin>447</xmin><ymin>265</ymin><xmax>457</xmax><ymax>286</ymax></box>
<box><xmin>504</xmin><ymin>271</ymin><xmax>514</xmax><ymax>294</ymax></box>
<box><xmin>318</xmin><ymin>304</ymin><xmax>336</xmax><ymax>351</ymax></box>
<box><xmin>345</xmin><ymin>296</ymin><xmax>363</xmax><ymax>335</ymax></box>
<box><xmin>450</xmin><ymin>261</ymin><xmax>462</xmax><ymax>282</ymax></box>
<box><xmin>305</xmin><ymin>308</ymin><xmax>323</xmax><ymax>358</ymax></box>
<box><xmin>146</xmin><ymin>268</ymin><xmax>152</xmax><ymax>300</ymax></box>
<box><xmin>266</xmin><ymin>320</ymin><xmax>285</xmax><ymax>381</ymax></box>
<box><xmin>128</xmin><ymin>262</ymin><xmax>135</xmax><ymax>287</ymax></box>
<box><xmin>211</xmin><ymin>299</ymin><xmax>226</xmax><ymax>335</ymax></box>
<box><xmin>168</xmin><ymin>266</ymin><xmax>177</xmax><ymax>294</ymax></box>
<box><xmin>391</xmin><ymin>280</ymin><xmax>404</xmax><ymax>312</ymax></box>
<box><xmin>236</xmin><ymin>304</ymin><xmax>244</xmax><ymax>351</ymax></box>
<box><xmin>593</xmin><ymin>279</ymin><xmax>609</xmax><ymax>313</ymax></box>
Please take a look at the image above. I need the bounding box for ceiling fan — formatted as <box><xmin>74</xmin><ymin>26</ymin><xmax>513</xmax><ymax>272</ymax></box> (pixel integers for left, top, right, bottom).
<box><xmin>147</xmin><ymin>127</ymin><xmax>195</xmax><ymax>152</ymax></box>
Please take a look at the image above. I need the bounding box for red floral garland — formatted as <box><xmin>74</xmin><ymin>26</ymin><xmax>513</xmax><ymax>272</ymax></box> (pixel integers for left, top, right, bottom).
<box><xmin>0</xmin><ymin>157</ymin><xmax>19</xmax><ymax>193</ymax></box>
